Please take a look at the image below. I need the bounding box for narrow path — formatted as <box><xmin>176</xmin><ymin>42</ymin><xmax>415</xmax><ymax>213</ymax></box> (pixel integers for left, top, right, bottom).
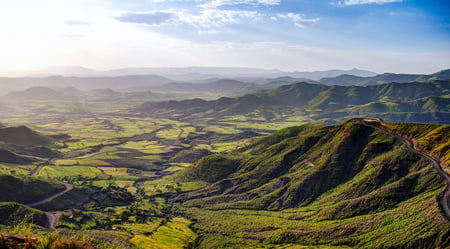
<box><xmin>26</xmin><ymin>183</ymin><xmax>73</xmax><ymax>207</ymax></box>
<box><xmin>30</xmin><ymin>165</ymin><xmax>43</xmax><ymax>176</ymax></box>
<box><xmin>45</xmin><ymin>212</ymin><xmax>56</xmax><ymax>231</ymax></box>
<box><xmin>30</xmin><ymin>159</ymin><xmax>56</xmax><ymax>176</ymax></box>
<box><xmin>173</xmin><ymin>128</ymin><xmax>184</xmax><ymax>146</ymax></box>
<box><xmin>357</xmin><ymin>118</ymin><xmax>450</xmax><ymax>220</ymax></box>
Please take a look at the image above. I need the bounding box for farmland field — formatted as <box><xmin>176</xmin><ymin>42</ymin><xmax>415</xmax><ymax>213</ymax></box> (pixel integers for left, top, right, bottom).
<box><xmin>0</xmin><ymin>98</ymin><xmax>284</xmax><ymax>248</ymax></box>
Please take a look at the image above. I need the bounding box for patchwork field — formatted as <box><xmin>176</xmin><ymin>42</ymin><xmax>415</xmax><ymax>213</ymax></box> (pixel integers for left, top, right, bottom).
<box><xmin>0</xmin><ymin>100</ymin><xmax>278</xmax><ymax>248</ymax></box>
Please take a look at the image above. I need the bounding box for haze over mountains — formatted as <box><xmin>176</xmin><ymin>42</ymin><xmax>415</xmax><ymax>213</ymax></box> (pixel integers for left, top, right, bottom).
<box><xmin>2</xmin><ymin>67</ymin><xmax>449</xmax><ymax>125</ymax></box>
<box><xmin>20</xmin><ymin>66</ymin><xmax>377</xmax><ymax>80</ymax></box>
<box><xmin>138</xmin><ymin>80</ymin><xmax>450</xmax><ymax>124</ymax></box>
<box><xmin>0</xmin><ymin>67</ymin><xmax>448</xmax><ymax>93</ymax></box>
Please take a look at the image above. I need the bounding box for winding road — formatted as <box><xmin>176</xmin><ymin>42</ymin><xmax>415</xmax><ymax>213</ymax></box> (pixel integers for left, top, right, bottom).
<box><xmin>357</xmin><ymin>118</ymin><xmax>450</xmax><ymax>220</ymax></box>
<box><xmin>26</xmin><ymin>183</ymin><xmax>73</xmax><ymax>207</ymax></box>
<box><xmin>24</xmin><ymin>183</ymin><xmax>72</xmax><ymax>230</ymax></box>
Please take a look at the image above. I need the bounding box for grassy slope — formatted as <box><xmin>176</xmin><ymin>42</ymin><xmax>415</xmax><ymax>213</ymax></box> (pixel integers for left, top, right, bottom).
<box><xmin>0</xmin><ymin>126</ymin><xmax>53</xmax><ymax>147</ymax></box>
<box><xmin>136</xmin><ymin>80</ymin><xmax>450</xmax><ymax>123</ymax></box>
<box><xmin>379</xmin><ymin>122</ymin><xmax>450</xmax><ymax>173</ymax></box>
<box><xmin>179</xmin><ymin>120</ymin><xmax>450</xmax><ymax>248</ymax></box>
<box><xmin>0</xmin><ymin>202</ymin><xmax>48</xmax><ymax>227</ymax></box>
<box><xmin>0</xmin><ymin>125</ymin><xmax>60</xmax><ymax>161</ymax></box>
<box><xmin>0</xmin><ymin>175</ymin><xmax>65</xmax><ymax>204</ymax></box>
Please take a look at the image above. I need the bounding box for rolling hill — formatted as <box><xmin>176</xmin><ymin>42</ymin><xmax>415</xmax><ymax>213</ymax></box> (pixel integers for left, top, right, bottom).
<box><xmin>0</xmin><ymin>126</ymin><xmax>53</xmax><ymax>147</ymax></box>
<box><xmin>152</xmin><ymin>79</ymin><xmax>259</xmax><ymax>95</ymax></box>
<box><xmin>0</xmin><ymin>174</ymin><xmax>66</xmax><ymax>204</ymax></box>
<box><xmin>319</xmin><ymin>69</ymin><xmax>450</xmax><ymax>86</ymax></box>
<box><xmin>4</xmin><ymin>87</ymin><xmax>63</xmax><ymax>100</ymax></box>
<box><xmin>137</xmin><ymin>80</ymin><xmax>450</xmax><ymax>124</ymax></box>
<box><xmin>178</xmin><ymin>119</ymin><xmax>450</xmax><ymax>248</ymax></box>
<box><xmin>0</xmin><ymin>126</ymin><xmax>61</xmax><ymax>162</ymax></box>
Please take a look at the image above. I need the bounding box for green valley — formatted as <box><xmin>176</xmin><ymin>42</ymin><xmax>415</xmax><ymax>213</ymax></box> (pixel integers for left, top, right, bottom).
<box><xmin>0</xmin><ymin>73</ymin><xmax>449</xmax><ymax>248</ymax></box>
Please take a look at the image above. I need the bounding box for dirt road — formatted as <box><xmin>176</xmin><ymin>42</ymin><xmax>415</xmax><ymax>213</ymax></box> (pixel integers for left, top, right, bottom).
<box><xmin>26</xmin><ymin>183</ymin><xmax>73</xmax><ymax>207</ymax></box>
<box><xmin>45</xmin><ymin>212</ymin><xmax>56</xmax><ymax>230</ymax></box>
<box><xmin>357</xmin><ymin>118</ymin><xmax>450</xmax><ymax>220</ymax></box>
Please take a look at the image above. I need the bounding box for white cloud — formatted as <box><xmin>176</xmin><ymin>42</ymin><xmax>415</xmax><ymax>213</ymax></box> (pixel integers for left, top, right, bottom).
<box><xmin>179</xmin><ymin>9</ymin><xmax>259</xmax><ymax>32</ymax></box>
<box><xmin>339</xmin><ymin>0</ymin><xmax>403</xmax><ymax>6</ymax></box>
<box><xmin>200</xmin><ymin>0</ymin><xmax>280</xmax><ymax>8</ymax></box>
<box><xmin>277</xmin><ymin>13</ymin><xmax>320</xmax><ymax>28</ymax></box>
<box><xmin>115</xmin><ymin>11</ymin><xmax>174</xmax><ymax>25</ymax></box>
<box><xmin>116</xmin><ymin>9</ymin><xmax>260</xmax><ymax>33</ymax></box>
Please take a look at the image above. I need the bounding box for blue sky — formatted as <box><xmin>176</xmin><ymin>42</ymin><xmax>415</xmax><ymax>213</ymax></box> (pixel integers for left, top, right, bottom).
<box><xmin>0</xmin><ymin>0</ymin><xmax>449</xmax><ymax>74</ymax></box>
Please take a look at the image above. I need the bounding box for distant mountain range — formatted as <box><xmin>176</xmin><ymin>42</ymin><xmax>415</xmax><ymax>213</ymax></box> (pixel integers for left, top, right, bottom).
<box><xmin>25</xmin><ymin>66</ymin><xmax>377</xmax><ymax>81</ymax></box>
<box><xmin>0</xmin><ymin>69</ymin><xmax>448</xmax><ymax>95</ymax></box>
<box><xmin>2</xmin><ymin>86</ymin><xmax>169</xmax><ymax>107</ymax></box>
<box><xmin>319</xmin><ymin>69</ymin><xmax>450</xmax><ymax>86</ymax></box>
<box><xmin>0</xmin><ymin>75</ymin><xmax>173</xmax><ymax>91</ymax></box>
<box><xmin>137</xmin><ymin>80</ymin><xmax>450</xmax><ymax>124</ymax></box>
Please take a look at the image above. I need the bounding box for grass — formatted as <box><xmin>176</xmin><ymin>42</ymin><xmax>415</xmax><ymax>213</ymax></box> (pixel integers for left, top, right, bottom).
<box><xmin>176</xmin><ymin>121</ymin><xmax>450</xmax><ymax>248</ymax></box>
<box><xmin>380</xmin><ymin>121</ymin><xmax>450</xmax><ymax>169</ymax></box>
<box><xmin>38</xmin><ymin>166</ymin><xmax>108</xmax><ymax>179</ymax></box>
<box><xmin>129</xmin><ymin>217</ymin><xmax>196</xmax><ymax>249</ymax></box>
<box><xmin>0</xmin><ymin>164</ymin><xmax>33</xmax><ymax>175</ymax></box>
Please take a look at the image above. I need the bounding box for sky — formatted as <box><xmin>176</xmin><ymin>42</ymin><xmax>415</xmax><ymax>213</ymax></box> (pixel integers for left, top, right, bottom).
<box><xmin>0</xmin><ymin>0</ymin><xmax>449</xmax><ymax>74</ymax></box>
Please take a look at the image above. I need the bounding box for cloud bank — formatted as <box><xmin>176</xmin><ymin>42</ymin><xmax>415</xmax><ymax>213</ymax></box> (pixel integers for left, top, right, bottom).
<box><xmin>340</xmin><ymin>0</ymin><xmax>403</xmax><ymax>6</ymax></box>
<box><xmin>115</xmin><ymin>12</ymin><xmax>174</xmax><ymax>25</ymax></box>
<box><xmin>200</xmin><ymin>0</ymin><xmax>281</xmax><ymax>8</ymax></box>
<box><xmin>277</xmin><ymin>13</ymin><xmax>320</xmax><ymax>28</ymax></box>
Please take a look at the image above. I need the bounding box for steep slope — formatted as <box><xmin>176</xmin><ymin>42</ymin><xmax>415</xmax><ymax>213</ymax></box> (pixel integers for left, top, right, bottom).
<box><xmin>0</xmin><ymin>202</ymin><xmax>48</xmax><ymax>227</ymax></box>
<box><xmin>378</xmin><ymin>121</ymin><xmax>450</xmax><ymax>173</ymax></box>
<box><xmin>179</xmin><ymin>120</ymin><xmax>450</xmax><ymax>248</ymax></box>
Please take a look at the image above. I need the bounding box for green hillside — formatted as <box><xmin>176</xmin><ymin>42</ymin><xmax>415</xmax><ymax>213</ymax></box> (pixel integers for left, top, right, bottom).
<box><xmin>137</xmin><ymin>80</ymin><xmax>450</xmax><ymax>123</ymax></box>
<box><xmin>0</xmin><ymin>126</ymin><xmax>53</xmax><ymax>147</ymax></box>
<box><xmin>0</xmin><ymin>149</ymin><xmax>35</xmax><ymax>164</ymax></box>
<box><xmin>379</xmin><ymin>122</ymin><xmax>450</xmax><ymax>172</ymax></box>
<box><xmin>178</xmin><ymin>120</ymin><xmax>450</xmax><ymax>248</ymax></box>
<box><xmin>319</xmin><ymin>69</ymin><xmax>450</xmax><ymax>86</ymax></box>
<box><xmin>0</xmin><ymin>175</ymin><xmax>65</xmax><ymax>204</ymax></box>
<box><xmin>0</xmin><ymin>202</ymin><xmax>48</xmax><ymax>227</ymax></box>
<box><xmin>0</xmin><ymin>126</ymin><xmax>61</xmax><ymax>161</ymax></box>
